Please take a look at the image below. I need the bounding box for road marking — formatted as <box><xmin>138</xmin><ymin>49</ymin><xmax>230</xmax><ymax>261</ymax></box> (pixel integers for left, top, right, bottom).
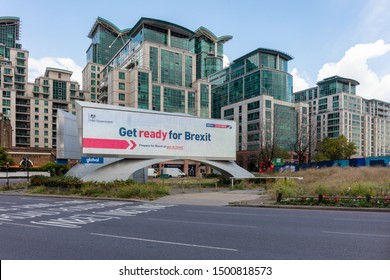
<box><xmin>0</xmin><ymin>221</ymin><xmax>44</xmax><ymax>228</ymax></box>
<box><xmin>90</xmin><ymin>232</ymin><xmax>238</xmax><ymax>252</ymax></box>
<box><xmin>188</xmin><ymin>210</ymin><xmax>279</xmax><ymax>217</ymax></box>
<box><xmin>20</xmin><ymin>198</ymin><xmax>52</xmax><ymax>201</ymax></box>
<box><xmin>335</xmin><ymin>218</ymin><xmax>390</xmax><ymax>223</ymax></box>
<box><xmin>0</xmin><ymin>202</ymin><xmax>17</xmax><ymax>205</ymax></box>
<box><xmin>148</xmin><ymin>218</ymin><xmax>258</xmax><ymax>229</ymax></box>
<box><xmin>322</xmin><ymin>231</ymin><xmax>390</xmax><ymax>238</ymax></box>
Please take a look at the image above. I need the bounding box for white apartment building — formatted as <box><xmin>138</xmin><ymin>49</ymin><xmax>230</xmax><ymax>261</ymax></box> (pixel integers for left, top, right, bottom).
<box><xmin>293</xmin><ymin>76</ymin><xmax>390</xmax><ymax>157</ymax></box>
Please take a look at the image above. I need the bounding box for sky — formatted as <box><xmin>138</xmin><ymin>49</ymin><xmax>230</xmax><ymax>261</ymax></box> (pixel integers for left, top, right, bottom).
<box><xmin>3</xmin><ymin>0</ymin><xmax>390</xmax><ymax>101</ymax></box>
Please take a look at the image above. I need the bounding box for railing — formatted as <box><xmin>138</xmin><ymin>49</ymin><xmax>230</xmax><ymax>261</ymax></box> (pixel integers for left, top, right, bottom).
<box><xmin>230</xmin><ymin>176</ymin><xmax>303</xmax><ymax>188</ymax></box>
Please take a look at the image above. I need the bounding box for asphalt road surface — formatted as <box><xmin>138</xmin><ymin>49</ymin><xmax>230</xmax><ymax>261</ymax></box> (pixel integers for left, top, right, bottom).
<box><xmin>0</xmin><ymin>194</ymin><xmax>389</xmax><ymax>260</ymax></box>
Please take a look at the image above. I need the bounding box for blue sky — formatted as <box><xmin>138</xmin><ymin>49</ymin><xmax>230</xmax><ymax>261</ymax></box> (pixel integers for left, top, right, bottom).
<box><xmin>3</xmin><ymin>0</ymin><xmax>390</xmax><ymax>101</ymax></box>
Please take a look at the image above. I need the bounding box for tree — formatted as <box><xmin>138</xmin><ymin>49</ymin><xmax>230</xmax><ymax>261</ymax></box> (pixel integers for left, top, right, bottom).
<box><xmin>0</xmin><ymin>147</ymin><xmax>14</xmax><ymax>167</ymax></box>
<box><xmin>256</xmin><ymin>106</ymin><xmax>295</xmax><ymax>169</ymax></box>
<box><xmin>315</xmin><ymin>135</ymin><xmax>356</xmax><ymax>161</ymax></box>
<box><xmin>288</xmin><ymin>111</ymin><xmax>317</xmax><ymax>165</ymax></box>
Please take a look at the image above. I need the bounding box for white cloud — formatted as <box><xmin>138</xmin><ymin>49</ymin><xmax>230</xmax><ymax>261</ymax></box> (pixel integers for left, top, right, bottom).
<box><xmin>290</xmin><ymin>68</ymin><xmax>310</xmax><ymax>92</ymax></box>
<box><xmin>223</xmin><ymin>55</ymin><xmax>230</xmax><ymax>68</ymax></box>
<box><xmin>317</xmin><ymin>40</ymin><xmax>390</xmax><ymax>102</ymax></box>
<box><xmin>28</xmin><ymin>57</ymin><xmax>83</xmax><ymax>87</ymax></box>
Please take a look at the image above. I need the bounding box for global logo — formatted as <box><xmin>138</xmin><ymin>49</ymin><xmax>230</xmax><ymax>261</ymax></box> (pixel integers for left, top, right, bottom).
<box><xmin>81</xmin><ymin>157</ymin><xmax>104</xmax><ymax>164</ymax></box>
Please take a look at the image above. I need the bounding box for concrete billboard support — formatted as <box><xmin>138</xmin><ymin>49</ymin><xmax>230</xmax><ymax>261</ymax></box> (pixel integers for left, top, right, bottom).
<box><xmin>66</xmin><ymin>157</ymin><xmax>254</xmax><ymax>183</ymax></box>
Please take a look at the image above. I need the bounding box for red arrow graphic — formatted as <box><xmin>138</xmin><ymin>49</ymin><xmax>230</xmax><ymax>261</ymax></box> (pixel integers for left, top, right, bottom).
<box><xmin>83</xmin><ymin>138</ymin><xmax>136</xmax><ymax>150</ymax></box>
<box><xmin>129</xmin><ymin>140</ymin><xmax>137</xmax><ymax>150</ymax></box>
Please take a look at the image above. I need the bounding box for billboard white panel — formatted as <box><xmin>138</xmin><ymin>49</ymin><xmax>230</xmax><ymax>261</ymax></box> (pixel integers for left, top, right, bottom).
<box><xmin>79</xmin><ymin>102</ymin><xmax>236</xmax><ymax>160</ymax></box>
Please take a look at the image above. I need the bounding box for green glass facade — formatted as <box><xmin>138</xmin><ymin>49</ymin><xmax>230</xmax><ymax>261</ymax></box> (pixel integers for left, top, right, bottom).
<box><xmin>274</xmin><ymin>104</ymin><xmax>297</xmax><ymax>150</ymax></box>
<box><xmin>161</xmin><ymin>49</ymin><xmax>182</xmax><ymax>86</ymax></box>
<box><xmin>163</xmin><ymin>88</ymin><xmax>185</xmax><ymax>113</ymax></box>
<box><xmin>96</xmin><ymin>18</ymin><xmax>233</xmax><ymax>120</ymax></box>
<box><xmin>53</xmin><ymin>80</ymin><xmax>67</xmax><ymax>100</ymax></box>
<box><xmin>138</xmin><ymin>72</ymin><xmax>149</xmax><ymax>109</ymax></box>
<box><xmin>0</xmin><ymin>17</ymin><xmax>20</xmax><ymax>51</ymax></box>
<box><xmin>87</xmin><ymin>17</ymin><xmax>131</xmax><ymax>65</ymax></box>
<box><xmin>152</xmin><ymin>85</ymin><xmax>161</xmax><ymax>111</ymax></box>
<box><xmin>210</xmin><ymin>48</ymin><xmax>293</xmax><ymax>119</ymax></box>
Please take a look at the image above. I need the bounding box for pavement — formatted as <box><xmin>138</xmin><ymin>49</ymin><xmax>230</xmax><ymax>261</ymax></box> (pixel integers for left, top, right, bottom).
<box><xmin>154</xmin><ymin>188</ymin><xmax>272</xmax><ymax>206</ymax></box>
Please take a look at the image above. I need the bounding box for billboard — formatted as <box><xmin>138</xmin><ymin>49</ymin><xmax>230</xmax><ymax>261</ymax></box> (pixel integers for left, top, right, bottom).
<box><xmin>77</xmin><ymin>102</ymin><xmax>236</xmax><ymax>160</ymax></box>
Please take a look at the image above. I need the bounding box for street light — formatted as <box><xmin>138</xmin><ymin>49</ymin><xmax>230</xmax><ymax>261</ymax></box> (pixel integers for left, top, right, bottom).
<box><xmin>23</xmin><ymin>156</ymin><xmax>30</xmax><ymax>181</ymax></box>
<box><xmin>5</xmin><ymin>161</ymin><xmax>9</xmax><ymax>187</ymax></box>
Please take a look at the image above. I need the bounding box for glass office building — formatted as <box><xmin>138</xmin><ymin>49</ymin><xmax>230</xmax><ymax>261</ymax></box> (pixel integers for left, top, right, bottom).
<box><xmin>210</xmin><ymin>48</ymin><xmax>308</xmax><ymax>161</ymax></box>
<box><xmin>86</xmin><ymin>17</ymin><xmax>131</xmax><ymax>66</ymax></box>
<box><xmin>209</xmin><ymin>48</ymin><xmax>293</xmax><ymax>119</ymax></box>
<box><xmin>96</xmin><ymin>17</ymin><xmax>232</xmax><ymax>118</ymax></box>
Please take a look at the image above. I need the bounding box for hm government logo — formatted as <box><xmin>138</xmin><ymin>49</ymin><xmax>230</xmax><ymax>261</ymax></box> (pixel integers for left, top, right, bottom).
<box><xmin>88</xmin><ymin>113</ymin><xmax>96</xmax><ymax>122</ymax></box>
<box><xmin>87</xmin><ymin>113</ymin><xmax>113</xmax><ymax>124</ymax></box>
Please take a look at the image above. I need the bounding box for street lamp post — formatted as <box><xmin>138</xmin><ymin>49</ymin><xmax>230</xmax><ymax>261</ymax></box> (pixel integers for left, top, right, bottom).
<box><xmin>26</xmin><ymin>157</ymin><xmax>30</xmax><ymax>181</ymax></box>
<box><xmin>6</xmin><ymin>161</ymin><xmax>9</xmax><ymax>187</ymax></box>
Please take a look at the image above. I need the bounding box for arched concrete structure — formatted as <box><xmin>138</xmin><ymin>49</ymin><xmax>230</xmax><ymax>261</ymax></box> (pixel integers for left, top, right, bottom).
<box><xmin>66</xmin><ymin>157</ymin><xmax>254</xmax><ymax>182</ymax></box>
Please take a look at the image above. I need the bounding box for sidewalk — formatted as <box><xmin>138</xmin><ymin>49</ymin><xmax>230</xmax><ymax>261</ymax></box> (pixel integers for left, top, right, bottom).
<box><xmin>154</xmin><ymin>189</ymin><xmax>271</xmax><ymax>206</ymax></box>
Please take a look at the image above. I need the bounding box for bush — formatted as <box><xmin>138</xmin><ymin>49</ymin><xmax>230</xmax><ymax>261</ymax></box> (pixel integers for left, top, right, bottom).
<box><xmin>30</xmin><ymin>175</ymin><xmax>46</xmax><ymax>186</ymax></box>
<box><xmin>350</xmin><ymin>182</ymin><xmax>376</xmax><ymax>197</ymax></box>
<box><xmin>30</xmin><ymin>176</ymin><xmax>83</xmax><ymax>190</ymax></box>
<box><xmin>26</xmin><ymin>177</ymin><xmax>170</xmax><ymax>200</ymax></box>
<box><xmin>274</xmin><ymin>179</ymin><xmax>298</xmax><ymax>197</ymax></box>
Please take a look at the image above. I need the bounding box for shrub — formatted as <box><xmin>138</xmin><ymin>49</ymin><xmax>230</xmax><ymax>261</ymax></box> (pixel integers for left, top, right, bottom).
<box><xmin>315</xmin><ymin>184</ymin><xmax>330</xmax><ymax>195</ymax></box>
<box><xmin>29</xmin><ymin>186</ymin><xmax>47</xmax><ymax>194</ymax></box>
<box><xmin>30</xmin><ymin>175</ymin><xmax>46</xmax><ymax>186</ymax></box>
<box><xmin>274</xmin><ymin>179</ymin><xmax>298</xmax><ymax>197</ymax></box>
<box><xmin>350</xmin><ymin>182</ymin><xmax>376</xmax><ymax>197</ymax></box>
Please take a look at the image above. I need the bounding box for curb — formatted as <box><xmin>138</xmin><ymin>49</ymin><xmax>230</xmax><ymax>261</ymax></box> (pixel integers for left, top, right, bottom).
<box><xmin>230</xmin><ymin>201</ymin><xmax>390</xmax><ymax>213</ymax></box>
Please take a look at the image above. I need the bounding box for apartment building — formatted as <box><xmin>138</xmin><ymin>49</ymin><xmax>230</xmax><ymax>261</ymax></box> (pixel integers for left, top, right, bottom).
<box><xmin>28</xmin><ymin>67</ymin><xmax>94</xmax><ymax>148</ymax></box>
<box><xmin>293</xmin><ymin>75</ymin><xmax>390</xmax><ymax>157</ymax></box>
<box><xmin>0</xmin><ymin>17</ymin><xmax>30</xmax><ymax>147</ymax></box>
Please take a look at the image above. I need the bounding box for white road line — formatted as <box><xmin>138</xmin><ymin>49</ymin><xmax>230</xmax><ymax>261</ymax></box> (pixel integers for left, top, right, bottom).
<box><xmin>0</xmin><ymin>221</ymin><xmax>44</xmax><ymax>228</ymax></box>
<box><xmin>0</xmin><ymin>202</ymin><xmax>17</xmax><ymax>204</ymax></box>
<box><xmin>335</xmin><ymin>218</ymin><xmax>390</xmax><ymax>223</ymax></box>
<box><xmin>322</xmin><ymin>231</ymin><xmax>390</xmax><ymax>238</ymax></box>
<box><xmin>188</xmin><ymin>210</ymin><xmax>279</xmax><ymax>217</ymax></box>
<box><xmin>90</xmin><ymin>232</ymin><xmax>238</xmax><ymax>252</ymax></box>
<box><xmin>19</xmin><ymin>198</ymin><xmax>51</xmax><ymax>201</ymax></box>
<box><xmin>148</xmin><ymin>218</ymin><xmax>258</xmax><ymax>228</ymax></box>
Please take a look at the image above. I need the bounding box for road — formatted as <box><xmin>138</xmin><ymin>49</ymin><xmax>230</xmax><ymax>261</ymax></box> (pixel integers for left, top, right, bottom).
<box><xmin>0</xmin><ymin>194</ymin><xmax>389</xmax><ymax>259</ymax></box>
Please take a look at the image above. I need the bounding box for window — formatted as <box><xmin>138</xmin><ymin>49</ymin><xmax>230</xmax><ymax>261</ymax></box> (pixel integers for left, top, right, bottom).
<box><xmin>119</xmin><ymin>83</ymin><xmax>125</xmax><ymax>90</ymax></box>
<box><xmin>35</xmin><ymin>100</ymin><xmax>39</xmax><ymax>105</ymax></box>
<box><xmin>2</xmin><ymin>100</ymin><xmax>10</xmax><ymax>106</ymax></box>
<box><xmin>119</xmin><ymin>93</ymin><xmax>125</xmax><ymax>101</ymax></box>
<box><xmin>119</xmin><ymin>72</ymin><xmax>125</xmax><ymax>79</ymax></box>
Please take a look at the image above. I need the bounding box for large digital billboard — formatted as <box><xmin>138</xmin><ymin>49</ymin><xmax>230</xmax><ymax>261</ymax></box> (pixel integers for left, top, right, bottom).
<box><xmin>77</xmin><ymin>102</ymin><xmax>236</xmax><ymax>160</ymax></box>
